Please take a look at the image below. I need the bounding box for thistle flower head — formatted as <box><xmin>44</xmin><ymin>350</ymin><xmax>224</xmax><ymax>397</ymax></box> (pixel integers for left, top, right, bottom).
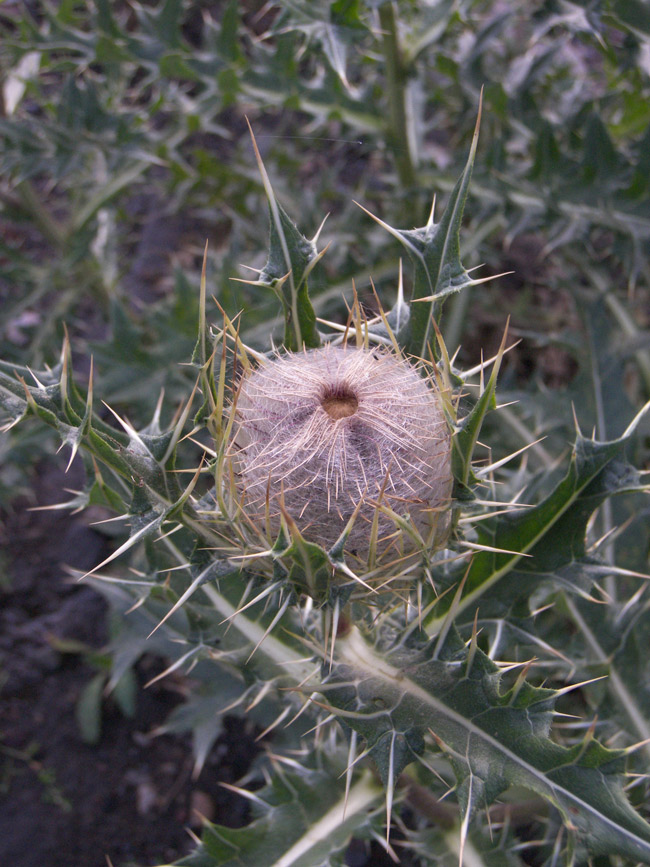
<box><xmin>233</xmin><ymin>344</ymin><xmax>452</xmax><ymax>559</ymax></box>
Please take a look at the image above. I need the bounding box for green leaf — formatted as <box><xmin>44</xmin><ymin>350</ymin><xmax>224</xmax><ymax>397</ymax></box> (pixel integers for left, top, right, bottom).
<box><xmin>269</xmin><ymin>0</ymin><xmax>368</xmax><ymax>88</ymax></box>
<box><xmin>582</xmin><ymin>113</ymin><xmax>624</xmax><ymax>189</ymax></box>
<box><xmin>164</xmin><ymin>762</ymin><xmax>383</xmax><ymax>867</ymax></box>
<box><xmin>248</xmin><ymin>125</ymin><xmax>322</xmax><ymax>352</ymax></box>
<box><xmin>452</xmin><ymin>330</ymin><xmax>507</xmax><ymax>492</ymax></box>
<box><xmin>563</xmin><ymin>593</ymin><xmax>650</xmax><ymax>756</ymax></box>
<box><xmin>327</xmin><ymin>626</ymin><xmax>650</xmax><ymax>862</ymax></box>
<box><xmin>262</xmin><ymin>204</ymin><xmax>321</xmax><ymax>352</ymax></box>
<box><xmin>273</xmin><ymin>519</ymin><xmax>333</xmax><ymax>602</ymax></box>
<box><xmin>95</xmin><ymin>0</ymin><xmax>121</xmax><ymax>38</ymax></box>
<box><xmin>330</xmin><ymin>0</ymin><xmax>362</xmax><ymax>28</ymax></box>
<box><xmin>72</xmin><ymin>161</ymin><xmax>150</xmax><ymax>232</ymax></box>
<box><xmin>148</xmin><ymin>0</ymin><xmax>184</xmax><ymax>48</ymax></box>
<box><xmin>529</xmin><ymin>119</ymin><xmax>563</xmax><ymax>182</ymax></box>
<box><xmin>430</xmin><ymin>426</ymin><xmax>648</xmax><ymax>629</ymax></box>
<box><xmin>112</xmin><ymin>667</ymin><xmax>137</xmax><ymax>719</ymax></box>
<box><xmin>76</xmin><ymin>672</ymin><xmax>106</xmax><ymax>744</ymax></box>
<box><xmin>157</xmin><ymin>670</ymin><xmax>247</xmax><ymax>776</ymax></box>
<box><xmin>362</xmin><ymin>102</ymin><xmax>482</xmax><ymax>359</ymax></box>
<box><xmin>407</xmin><ymin>822</ymin><xmax>523</xmax><ymax>866</ymax></box>
<box><xmin>215</xmin><ymin>0</ymin><xmax>242</xmax><ymax>62</ymax></box>
<box><xmin>607</xmin><ymin>0</ymin><xmax>650</xmax><ymax>36</ymax></box>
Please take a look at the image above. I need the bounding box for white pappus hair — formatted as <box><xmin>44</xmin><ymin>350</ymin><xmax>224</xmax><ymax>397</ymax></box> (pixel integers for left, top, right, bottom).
<box><xmin>233</xmin><ymin>344</ymin><xmax>452</xmax><ymax>558</ymax></box>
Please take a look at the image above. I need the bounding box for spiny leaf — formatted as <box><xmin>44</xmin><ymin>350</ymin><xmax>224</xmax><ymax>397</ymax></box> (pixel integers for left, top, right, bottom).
<box><xmin>406</xmin><ymin>821</ymin><xmax>523</xmax><ymax>866</ymax></box>
<box><xmin>156</xmin><ymin>668</ymin><xmax>249</xmax><ymax>778</ymax></box>
<box><xmin>563</xmin><ymin>593</ymin><xmax>650</xmax><ymax>757</ymax></box>
<box><xmin>274</xmin><ymin>515</ymin><xmax>334</xmax><ymax>602</ymax></box>
<box><xmin>247</xmin><ymin>122</ymin><xmax>322</xmax><ymax>352</ymax></box>
<box><xmin>358</xmin><ymin>94</ymin><xmax>483</xmax><ymax>359</ymax></box>
<box><xmin>451</xmin><ymin>323</ymin><xmax>510</xmax><ymax>497</ymax></box>
<box><xmin>161</xmin><ymin>763</ymin><xmax>384</xmax><ymax>867</ymax></box>
<box><xmin>429</xmin><ymin>428</ymin><xmax>649</xmax><ymax>629</ymax></box>
<box><xmin>270</xmin><ymin>0</ymin><xmax>369</xmax><ymax>90</ymax></box>
<box><xmin>326</xmin><ymin>625</ymin><xmax>650</xmax><ymax>862</ymax></box>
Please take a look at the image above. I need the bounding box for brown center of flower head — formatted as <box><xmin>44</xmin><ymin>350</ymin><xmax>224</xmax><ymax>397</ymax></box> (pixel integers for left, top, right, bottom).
<box><xmin>320</xmin><ymin>384</ymin><xmax>359</xmax><ymax>420</ymax></box>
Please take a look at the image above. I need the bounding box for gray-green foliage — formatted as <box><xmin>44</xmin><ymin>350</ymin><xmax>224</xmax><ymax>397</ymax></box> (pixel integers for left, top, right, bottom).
<box><xmin>2</xmin><ymin>116</ymin><xmax>650</xmax><ymax>865</ymax></box>
<box><xmin>4</xmin><ymin>0</ymin><xmax>649</xmax><ymax>368</ymax></box>
<box><xmin>2</xmin><ymin>2</ymin><xmax>650</xmax><ymax>866</ymax></box>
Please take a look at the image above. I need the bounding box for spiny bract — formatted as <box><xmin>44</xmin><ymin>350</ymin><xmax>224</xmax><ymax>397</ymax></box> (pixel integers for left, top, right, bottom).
<box><xmin>232</xmin><ymin>343</ymin><xmax>452</xmax><ymax>558</ymax></box>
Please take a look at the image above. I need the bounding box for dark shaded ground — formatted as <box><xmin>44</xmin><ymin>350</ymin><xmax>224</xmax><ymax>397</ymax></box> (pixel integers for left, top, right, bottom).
<box><xmin>0</xmin><ymin>461</ymin><xmax>260</xmax><ymax>867</ymax></box>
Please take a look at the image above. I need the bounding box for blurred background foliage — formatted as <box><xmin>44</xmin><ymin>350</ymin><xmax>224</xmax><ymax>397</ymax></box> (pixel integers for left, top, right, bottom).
<box><xmin>2</xmin><ymin>5</ymin><xmax>650</xmax><ymax>863</ymax></box>
<box><xmin>0</xmin><ymin>0</ymin><xmax>649</xmax><ymax>521</ymax></box>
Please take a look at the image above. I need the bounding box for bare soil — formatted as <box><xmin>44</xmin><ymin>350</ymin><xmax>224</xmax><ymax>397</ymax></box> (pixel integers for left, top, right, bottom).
<box><xmin>0</xmin><ymin>461</ymin><xmax>259</xmax><ymax>867</ymax></box>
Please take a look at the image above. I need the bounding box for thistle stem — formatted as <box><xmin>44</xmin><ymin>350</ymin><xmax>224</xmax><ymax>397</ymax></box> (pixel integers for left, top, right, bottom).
<box><xmin>378</xmin><ymin>3</ymin><xmax>417</xmax><ymax>195</ymax></box>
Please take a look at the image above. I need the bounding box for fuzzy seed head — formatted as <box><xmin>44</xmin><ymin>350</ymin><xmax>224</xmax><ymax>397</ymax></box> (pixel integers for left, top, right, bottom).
<box><xmin>233</xmin><ymin>345</ymin><xmax>452</xmax><ymax>558</ymax></box>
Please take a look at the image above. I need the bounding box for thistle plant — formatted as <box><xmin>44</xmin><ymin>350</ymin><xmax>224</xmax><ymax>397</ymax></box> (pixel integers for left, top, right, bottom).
<box><xmin>2</xmin><ymin>109</ymin><xmax>650</xmax><ymax>867</ymax></box>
